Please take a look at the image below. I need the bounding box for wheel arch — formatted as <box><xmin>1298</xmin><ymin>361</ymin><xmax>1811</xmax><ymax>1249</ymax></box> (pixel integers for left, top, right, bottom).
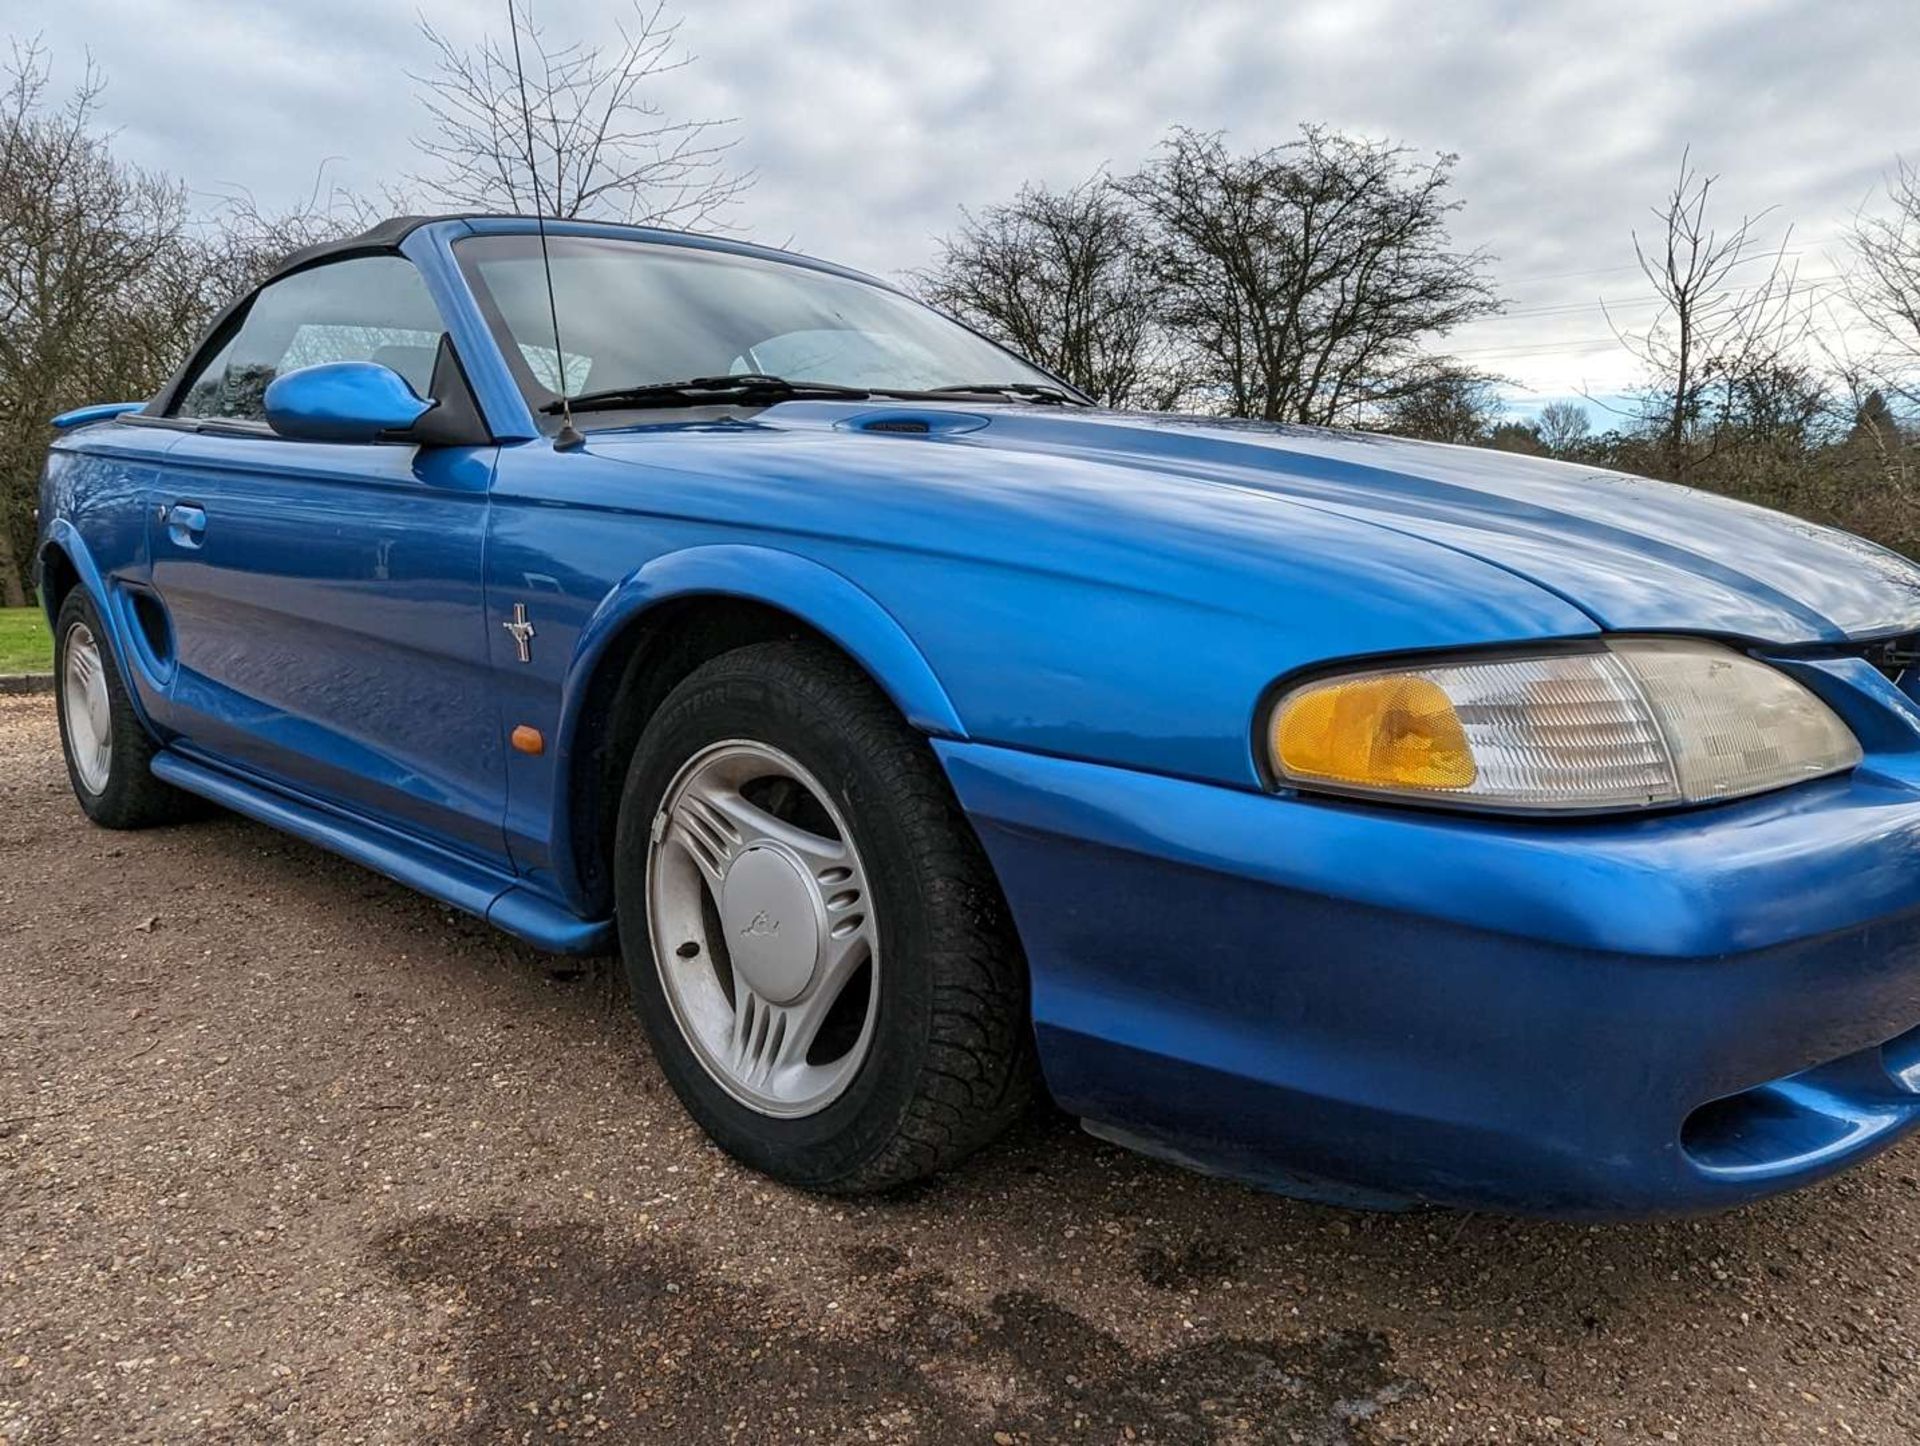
<box><xmin>37</xmin><ymin>522</ymin><xmax>141</xmax><ymax>699</ymax></box>
<box><xmin>552</xmin><ymin>545</ymin><xmax>968</xmax><ymax>916</ymax></box>
<box><xmin>37</xmin><ymin>522</ymin><xmax>91</xmax><ymax>625</ymax></box>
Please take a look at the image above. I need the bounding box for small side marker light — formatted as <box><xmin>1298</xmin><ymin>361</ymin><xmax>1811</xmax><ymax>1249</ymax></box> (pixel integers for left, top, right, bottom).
<box><xmin>511</xmin><ymin>725</ymin><xmax>545</xmax><ymax>756</ymax></box>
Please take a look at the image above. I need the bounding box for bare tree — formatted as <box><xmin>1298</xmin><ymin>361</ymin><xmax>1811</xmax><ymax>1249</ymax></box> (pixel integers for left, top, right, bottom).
<box><xmin>0</xmin><ymin>40</ymin><xmax>193</xmax><ymax>606</ymax></box>
<box><xmin>1374</xmin><ymin>360</ymin><xmax>1504</xmax><ymax>443</ymax></box>
<box><xmin>197</xmin><ymin>169</ymin><xmax>382</xmax><ymax>299</ymax></box>
<box><xmin>1116</xmin><ymin>126</ymin><xmax>1499</xmax><ymax>426</ymax></box>
<box><xmin>409</xmin><ymin>1</ymin><xmax>749</xmax><ymax>227</ymax></box>
<box><xmin>915</xmin><ymin>177</ymin><xmax>1178</xmax><ymax>409</ymax></box>
<box><xmin>1832</xmin><ymin>381</ymin><xmax>1910</xmax><ymax>491</ymax></box>
<box><xmin>1536</xmin><ymin>400</ymin><xmax>1592</xmax><ymax>457</ymax></box>
<box><xmin>1846</xmin><ymin>158</ymin><xmax>1920</xmax><ymax>409</ymax></box>
<box><xmin>1723</xmin><ymin>358</ymin><xmax>1831</xmax><ymax>453</ymax></box>
<box><xmin>1612</xmin><ymin>150</ymin><xmax>1809</xmax><ymax>482</ymax></box>
<box><xmin>1487</xmin><ymin>421</ymin><xmax>1546</xmax><ymax>456</ymax></box>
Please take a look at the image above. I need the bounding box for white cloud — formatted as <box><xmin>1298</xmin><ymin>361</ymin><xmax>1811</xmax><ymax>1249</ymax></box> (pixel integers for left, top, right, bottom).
<box><xmin>20</xmin><ymin>0</ymin><xmax>1920</xmax><ymax>403</ymax></box>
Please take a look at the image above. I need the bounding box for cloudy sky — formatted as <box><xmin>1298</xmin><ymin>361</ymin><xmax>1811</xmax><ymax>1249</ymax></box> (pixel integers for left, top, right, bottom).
<box><xmin>20</xmin><ymin>0</ymin><xmax>1920</xmax><ymax>419</ymax></box>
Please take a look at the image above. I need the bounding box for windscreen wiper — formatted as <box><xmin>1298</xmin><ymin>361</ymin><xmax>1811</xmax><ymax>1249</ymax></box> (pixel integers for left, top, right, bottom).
<box><xmin>542</xmin><ymin>374</ymin><xmax>873</xmax><ymax>414</ymax></box>
<box><xmin>922</xmin><ymin>381</ymin><xmax>1086</xmax><ymax>405</ymax></box>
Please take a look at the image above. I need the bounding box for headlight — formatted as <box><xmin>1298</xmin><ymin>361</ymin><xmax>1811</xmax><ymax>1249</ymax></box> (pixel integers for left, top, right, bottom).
<box><xmin>1266</xmin><ymin>638</ymin><xmax>1861</xmax><ymax>813</ymax></box>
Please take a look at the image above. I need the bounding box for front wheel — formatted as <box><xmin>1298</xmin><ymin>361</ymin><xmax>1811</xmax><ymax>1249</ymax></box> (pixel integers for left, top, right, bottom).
<box><xmin>613</xmin><ymin>640</ymin><xmax>1033</xmax><ymax>1192</ymax></box>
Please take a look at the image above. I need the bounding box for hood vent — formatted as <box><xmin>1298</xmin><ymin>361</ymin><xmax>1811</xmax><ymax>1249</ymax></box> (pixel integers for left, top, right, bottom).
<box><xmin>837</xmin><ymin>408</ymin><xmax>991</xmax><ymax>439</ymax></box>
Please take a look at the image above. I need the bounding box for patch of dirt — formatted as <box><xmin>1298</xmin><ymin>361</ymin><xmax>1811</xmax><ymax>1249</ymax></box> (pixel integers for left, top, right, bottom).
<box><xmin>5</xmin><ymin>692</ymin><xmax>1920</xmax><ymax>1443</ymax></box>
<box><xmin>1139</xmin><ymin>1240</ymin><xmax>1244</xmax><ymax>1293</ymax></box>
<box><xmin>374</xmin><ymin>1215</ymin><xmax>1411</xmax><ymax>1443</ymax></box>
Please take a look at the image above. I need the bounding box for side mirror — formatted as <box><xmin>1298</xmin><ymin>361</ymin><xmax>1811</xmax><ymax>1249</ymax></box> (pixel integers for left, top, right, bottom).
<box><xmin>263</xmin><ymin>361</ymin><xmax>436</xmax><ymax>444</ymax></box>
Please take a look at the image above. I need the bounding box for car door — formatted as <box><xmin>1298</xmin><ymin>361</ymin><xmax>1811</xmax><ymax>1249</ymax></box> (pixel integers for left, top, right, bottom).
<box><xmin>146</xmin><ymin>252</ymin><xmax>509</xmax><ymax>866</ymax></box>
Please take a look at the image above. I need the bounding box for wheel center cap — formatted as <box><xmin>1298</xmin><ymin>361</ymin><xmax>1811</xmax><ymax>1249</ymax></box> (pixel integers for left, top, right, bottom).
<box><xmin>718</xmin><ymin>846</ymin><xmax>820</xmax><ymax>1004</ymax></box>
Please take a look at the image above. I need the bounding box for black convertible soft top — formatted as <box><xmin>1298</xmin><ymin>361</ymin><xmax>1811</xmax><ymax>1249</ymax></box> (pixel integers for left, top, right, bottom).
<box><xmin>264</xmin><ymin>215</ymin><xmax>475</xmax><ymax>282</ymax></box>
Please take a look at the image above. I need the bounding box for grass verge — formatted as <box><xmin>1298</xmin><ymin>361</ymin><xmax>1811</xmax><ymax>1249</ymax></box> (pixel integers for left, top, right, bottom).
<box><xmin>0</xmin><ymin>607</ymin><xmax>53</xmax><ymax>675</ymax></box>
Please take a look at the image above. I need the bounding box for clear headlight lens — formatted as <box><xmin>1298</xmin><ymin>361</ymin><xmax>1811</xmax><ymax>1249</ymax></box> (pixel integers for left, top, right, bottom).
<box><xmin>1268</xmin><ymin>638</ymin><xmax>1861</xmax><ymax>812</ymax></box>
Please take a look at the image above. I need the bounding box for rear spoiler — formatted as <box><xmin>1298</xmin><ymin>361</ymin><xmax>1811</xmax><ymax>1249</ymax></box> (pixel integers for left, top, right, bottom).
<box><xmin>51</xmin><ymin>402</ymin><xmax>144</xmax><ymax>431</ymax></box>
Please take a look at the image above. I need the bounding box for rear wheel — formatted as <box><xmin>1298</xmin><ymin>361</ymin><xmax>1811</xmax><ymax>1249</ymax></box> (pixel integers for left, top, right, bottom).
<box><xmin>54</xmin><ymin>590</ymin><xmax>192</xmax><ymax>829</ymax></box>
<box><xmin>613</xmin><ymin>640</ymin><xmax>1033</xmax><ymax>1192</ymax></box>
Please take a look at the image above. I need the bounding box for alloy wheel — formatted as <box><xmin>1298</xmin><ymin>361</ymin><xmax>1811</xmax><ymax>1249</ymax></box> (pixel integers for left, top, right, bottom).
<box><xmin>62</xmin><ymin>622</ymin><xmax>113</xmax><ymax>796</ymax></box>
<box><xmin>645</xmin><ymin>740</ymin><xmax>879</xmax><ymax>1118</ymax></box>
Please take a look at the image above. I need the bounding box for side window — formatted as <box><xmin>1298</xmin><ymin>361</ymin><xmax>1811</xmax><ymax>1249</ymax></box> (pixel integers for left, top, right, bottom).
<box><xmin>176</xmin><ymin>333</ymin><xmax>238</xmax><ymax>417</ymax></box>
<box><xmin>173</xmin><ymin>255</ymin><xmax>446</xmax><ymax>423</ymax></box>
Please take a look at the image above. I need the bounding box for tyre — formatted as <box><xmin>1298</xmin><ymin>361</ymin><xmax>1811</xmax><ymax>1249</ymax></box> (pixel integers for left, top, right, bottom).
<box><xmin>613</xmin><ymin>639</ymin><xmax>1033</xmax><ymax>1192</ymax></box>
<box><xmin>53</xmin><ymin>590</ymin><xmax>193</xmax><ymax>829</ymax></box>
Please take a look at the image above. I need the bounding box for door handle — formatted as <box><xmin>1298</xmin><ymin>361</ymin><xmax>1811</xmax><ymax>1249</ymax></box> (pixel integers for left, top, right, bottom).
<box><xmin>163</xmin><ymin>502</ymin><xmax>208</xmax><ymax>548</ymax></box>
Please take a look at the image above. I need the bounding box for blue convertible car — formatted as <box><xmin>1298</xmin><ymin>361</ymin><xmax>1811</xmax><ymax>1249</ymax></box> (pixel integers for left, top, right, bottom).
<box><xmin>37</xmin><ymin>215</ymin><xmax>1920</xmax><ymax>1217</ymax></box>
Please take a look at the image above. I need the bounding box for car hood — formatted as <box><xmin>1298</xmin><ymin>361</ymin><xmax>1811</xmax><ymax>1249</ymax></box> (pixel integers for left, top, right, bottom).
<box><xmin>944</xmin><ymin>409</ymin><xmax>1920</xmax><ymax>645</ymax></box>
<box><xmin>586</xmin><ymin>404</ymin><xmax>1920</xmax><ymax>646</ymax></box>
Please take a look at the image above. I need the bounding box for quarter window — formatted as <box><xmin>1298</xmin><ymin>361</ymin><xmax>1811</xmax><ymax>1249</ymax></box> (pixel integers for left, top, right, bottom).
<box><xmin>173</xmin><ymin>255</ymin><xmax>446</xmax><ymax>422</ymax></box>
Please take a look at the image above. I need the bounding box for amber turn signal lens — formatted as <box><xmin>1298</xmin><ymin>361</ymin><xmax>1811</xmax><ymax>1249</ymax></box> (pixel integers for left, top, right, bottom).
<box><xmin>1265</xmin><ymin>640</ymin><xmax>1861</xmax><ymax>812</ymax></box>
<box><xmin>1272</xmin><ymin>675</ymin><xmax>1476</xmax><ymax>790</ymax></box>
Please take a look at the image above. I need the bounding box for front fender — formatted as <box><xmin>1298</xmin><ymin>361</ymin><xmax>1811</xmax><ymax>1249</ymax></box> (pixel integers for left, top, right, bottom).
<box><xmin>534</xmin><ymin>544</ymin><xmax>966</xmax><ymax>916</ymax></box>
<box><xmin>38</xmin><ymin>520</ymin><xmax>166</xmax><ymax>735</ymax></box>
<box><xmin>565</xmin><ymin>544</ymin><xmax>966</xmax><ymax>739</ymax></box>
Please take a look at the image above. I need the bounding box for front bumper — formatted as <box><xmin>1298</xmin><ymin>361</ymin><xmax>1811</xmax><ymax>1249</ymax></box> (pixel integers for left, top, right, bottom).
<box><xmin>936</xmin><ymin>661</ymin><xmax>1920</xmax><ymax>1218</ymax></box>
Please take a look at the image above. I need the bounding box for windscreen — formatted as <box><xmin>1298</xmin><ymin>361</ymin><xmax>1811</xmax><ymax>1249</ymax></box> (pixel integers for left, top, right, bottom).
<box><xmin>455</xmin><ymin>233</ymin><xmax>1058</xmax><ymax>403</ymax></box>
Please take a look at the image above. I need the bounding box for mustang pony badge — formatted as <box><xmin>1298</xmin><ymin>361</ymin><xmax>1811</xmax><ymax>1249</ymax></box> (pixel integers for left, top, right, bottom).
<box><xmin>503</xmin><ymin>603</ymin><xmax>536</xmax><ymax>663</ymax></box>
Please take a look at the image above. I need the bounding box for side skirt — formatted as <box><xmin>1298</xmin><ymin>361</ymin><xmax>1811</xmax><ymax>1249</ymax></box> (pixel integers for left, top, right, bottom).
<box><xmin>150</xmin><ymin>750</ymin><xmax>614</xmax><ymax>956</ymax></box>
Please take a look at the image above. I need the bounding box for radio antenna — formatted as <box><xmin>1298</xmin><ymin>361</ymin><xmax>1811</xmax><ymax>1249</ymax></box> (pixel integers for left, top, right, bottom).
<box><xmin>508</xmin><ymin>0</ymin><xmax>584</xmax><ymax>451</ymax></box>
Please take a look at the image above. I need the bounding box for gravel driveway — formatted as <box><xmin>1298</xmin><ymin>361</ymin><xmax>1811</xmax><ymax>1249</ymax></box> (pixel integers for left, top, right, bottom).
<box><xmin>4</xmin><ymin>691</ymin><xmax>1919</xmax><ymax>1444</ymax></box>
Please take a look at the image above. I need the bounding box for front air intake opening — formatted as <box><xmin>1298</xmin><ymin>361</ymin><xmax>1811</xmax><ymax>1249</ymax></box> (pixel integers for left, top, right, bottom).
<box><xmin>1879</xmin><ymin>1020</ymin><xmax>1920</xmax><ymax>1090</ymax></box>
<box><xmin>1681</xmin><ymin>1067</ymin><xmax>1911</xmax><ymax>1179</ymax></box>
<box><xmin>1680</xmin><ymin>1087</ymin><xmax>1819</xmax><ymax>1172</ymax></box>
